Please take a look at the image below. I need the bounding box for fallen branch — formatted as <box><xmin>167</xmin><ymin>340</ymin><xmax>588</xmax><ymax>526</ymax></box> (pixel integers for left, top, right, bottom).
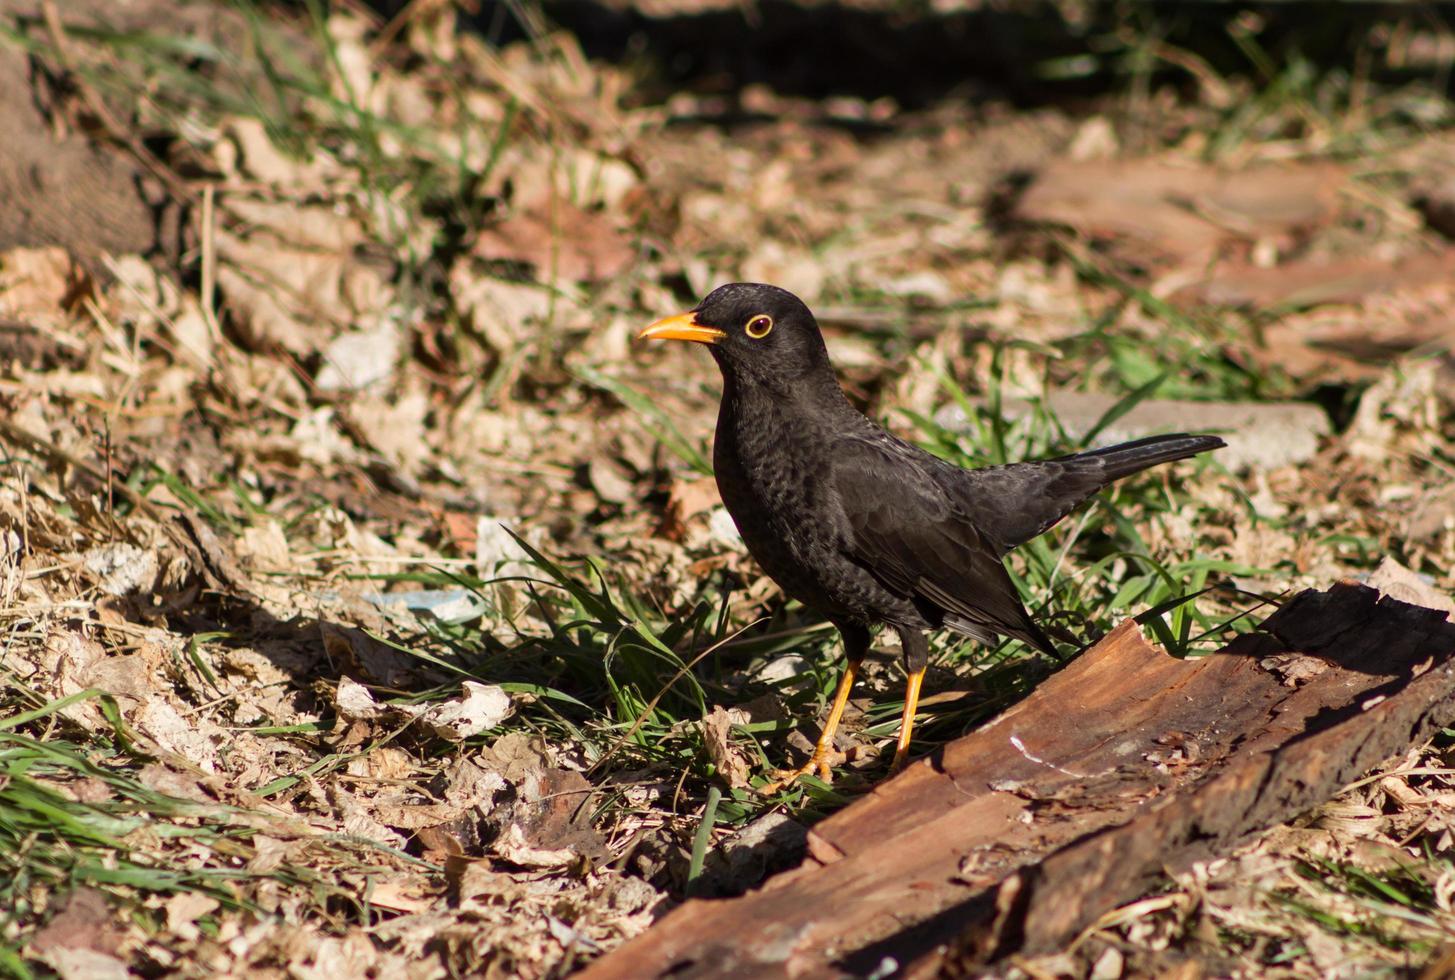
<box><xmin>581</xmin><ymin>582</ymin><xmax>1455</xmax><ymax>979</ymax></box>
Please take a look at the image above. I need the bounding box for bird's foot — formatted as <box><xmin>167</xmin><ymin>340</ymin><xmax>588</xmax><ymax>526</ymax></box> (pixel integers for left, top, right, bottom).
<box><xmin>757</xmin><ymin>748</ymin><xmax>845</xmax><ymax>795</ymax></box>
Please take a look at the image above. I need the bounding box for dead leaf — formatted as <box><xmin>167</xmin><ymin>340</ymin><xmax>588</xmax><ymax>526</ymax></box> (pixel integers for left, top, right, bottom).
<box><xmin>954</xmin><ymin>391</ymin><xmax>1331</xmax><ymax>473</ymax></box>
<box><xmin>335</xmin><ymin>676</ymin><xmax>382</xmax><ymax>718</ymax></box>
<box><xmin>656</xmin><ymin>476</ymin><xmax>722</xmax><ymax>541</ymax></box>
<box><xmin>0</xmin><ymin>246</ymin><xmax>90</xmax><ymax>317</ymax></box>
<box><xmin>316</xmin><ymin>321</ymin><xmax>402</xmax><ymax>393</ymax></box>
<box><xmin>164</xmin><ymin>892</ymin><xmax>220</xmax><ymax>944</ymax></box>
<box><xmin>215</xmin><ymin>201</ymin><xmax>392</xmax><ymax>355</ymax></box>
<box><xmin>43</xmin><ymin>949</ymin><xmax>130</xmax><ymax>980</ymax></box>
<box><xmin>416</xmin><ymin>682</ymin><xmax>513</xmax><ymax>741</ymax></box>
<box><xmin>1016</xmin><ymin>158</ymin><xmax>1344</xmax><ymax>268</ymax></box>
<box><xmin>366</xmin><ymin>875</ymin><xmax>437</xmax><ymax>914</ymax></box>
<box><xmin>588</xmin><ymin>455</ymin><xmax>636</xmax><ymax>505</ymax></box>
<box><xmin>494</xmin><ymin>821</ymin><xmax>580</xmax><ymax>869</ymax></box>
<box><xmin>701</xmin><ymin>705</ymin><xmax>751</xmax><ymax>790</ymax></box>
<box><xmin>448</xmin><ymin>270</ymin><xmax>554</xmax><ymax>355</ymax></box>
<box><xmin>321</xmin><ymin>623</ymin><xmax>416</xmax><ymax>687</ymax></box>
<box><xmin>472</xmin><ymin>202</ymin><xmax>635</xmax><ymax>286</ymax></box>
<box><xmin>1364</xmin><ymin>557</ymin><xmax>1455</xmax><ymax>616</ymax></box>
<box><xmin>1406</xmin><ymin>484</ymin><xmax>1455</xmax><ymax>544</ymax></box>
<box><xmin>1258</xmin><ymin>653</ymin><xmax>1328</xmax><ymax>688</ymax></box>
<box><xmin>83</xmin><ymin>542</ymin><xmax>158</xmax><ymax>596</ymax></box>
<box><xmin>1187</xmin><ymin>249</ymin><xmax>1455</xmax><ymax>309</ymax></box>
<box><xmin>31</xmin><ymin>889</ymin><xmax>125</xmax><ymax>957</ymax></box>
<box><xmin>134</xmin><ymin>697</ymin><xmax>220</xmax><ymax>772</ymax></box>
<box><xmin>235</xmin><ymin>521</ymin><xmax>291</xmax><ymax>573</ymax></box>
<box><xmin>334</xmin><ymin>677</ymin><xmax>512</xmax><ymax>741</ymax></box>
<box><xmin>474</xmin><ymin>740</ymin><xmax>607</xmax><ymax>867</ymax></box>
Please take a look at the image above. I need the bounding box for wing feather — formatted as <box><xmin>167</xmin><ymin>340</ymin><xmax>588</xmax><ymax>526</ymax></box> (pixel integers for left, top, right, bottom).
<box><xmin>828</xmin><ymin>439</ymin><xmax>1053</xmax><ymax>653</ymax></box>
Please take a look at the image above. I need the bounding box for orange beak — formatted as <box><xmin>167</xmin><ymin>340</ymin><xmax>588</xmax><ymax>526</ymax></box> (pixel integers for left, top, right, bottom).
<box><xmin>638</xmin><ymin>311</ymin><xmax>725</xmax><ymax>345</ymax></box>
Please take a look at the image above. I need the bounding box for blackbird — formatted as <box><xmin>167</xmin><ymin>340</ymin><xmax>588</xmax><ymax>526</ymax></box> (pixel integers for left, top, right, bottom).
<box><xmin>640</xmin><ymin>282</ymin><xmax>1224</xmax><ymax>790</ymax></box>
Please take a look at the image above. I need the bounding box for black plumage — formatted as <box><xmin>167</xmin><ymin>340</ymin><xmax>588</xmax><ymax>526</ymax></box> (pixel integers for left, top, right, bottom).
<box><xmin>640</xmin><ymin>282</ymin><xmax>1225</xmax><ymax>788</ymax></box>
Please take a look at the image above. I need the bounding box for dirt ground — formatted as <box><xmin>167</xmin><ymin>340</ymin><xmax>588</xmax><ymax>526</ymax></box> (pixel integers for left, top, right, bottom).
<box><xmin>3</xmin><ymin>2</ymin><xmax>1455</xmax><ymax>977</ymax></box>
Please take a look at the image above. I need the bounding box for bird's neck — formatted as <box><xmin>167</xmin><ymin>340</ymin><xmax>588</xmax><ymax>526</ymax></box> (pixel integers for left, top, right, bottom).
<box><xmin>725</xmin><ymin>361</ymin><xmax>851</xmax><ymax>408</ymax></box>
<box><xmin>718</xmin><ymin>364</ymin><xmax>861</xmax><ymax>447</ymax></box>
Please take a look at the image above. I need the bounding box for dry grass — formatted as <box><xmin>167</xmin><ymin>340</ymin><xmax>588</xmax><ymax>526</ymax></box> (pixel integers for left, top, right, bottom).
<box><xmin>1</xmin><ymin>2</ymin><xmax>1454</xmax><ymax>976</ymax></box>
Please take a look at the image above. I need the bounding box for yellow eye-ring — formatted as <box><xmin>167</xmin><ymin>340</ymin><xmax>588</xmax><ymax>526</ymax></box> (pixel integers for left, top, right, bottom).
<box><xmin>745</xmin><ymin>314</ymin><xmax>773</xmax><ymax>339</ymax></box>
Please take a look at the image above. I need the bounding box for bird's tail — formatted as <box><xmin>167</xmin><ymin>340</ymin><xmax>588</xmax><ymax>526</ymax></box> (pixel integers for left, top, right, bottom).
<box><xmin>969</xmin><ymin>432</ymin><xmax>1226</xmax><ymax>553</ymax></box>
<box><xmin>1064</xmin><ymin>433</ymin><xmax>1227</xmax><ymax>483</ymax></box>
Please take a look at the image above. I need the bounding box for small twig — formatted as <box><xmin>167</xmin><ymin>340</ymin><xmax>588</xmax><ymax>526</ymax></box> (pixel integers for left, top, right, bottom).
<box><xmin>199</xmin><ymin>184</ymin><xmax>223</xmax><ymax>349</ymax></box>
<box><xmin>102</xmin><ymin>421</ymin><xmax>115</xmax><ymax>538</ymax></box>
<box><xmin>0</xmin><ymin>417</ymin><xmax>182</xmax><ymax>555</ymax></box>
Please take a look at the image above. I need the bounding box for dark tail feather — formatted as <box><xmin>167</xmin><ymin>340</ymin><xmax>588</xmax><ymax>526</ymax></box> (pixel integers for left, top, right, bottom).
<box><xmin>971</xmin><ymin>432</ymin><xmax>1226</xmax><ymax>552</ymax></box>
<box><xmin>1066</xmin><ymin>433</ymin><xmax>1227</xmax><ymax>483</ymax></box>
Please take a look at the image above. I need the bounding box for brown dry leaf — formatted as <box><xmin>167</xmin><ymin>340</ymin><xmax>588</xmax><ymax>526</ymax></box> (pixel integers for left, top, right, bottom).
<box><xmin>164</xmin><ymin>893</ymin><xmax>220</xmax><ymax>944</ymax></box>
<box><xmin>472</xmin><ymin>202</ymin><xmax>635</xmax><ymax>286</ymax></box>
<box><xmin>350</xmin><ymin>389</ymin><xmax>432</xmax><ymax>474</ymax></box>
<box><xmin>415</xmin><ymin>682</ymin><xmax>514</xmax><ymax>741</ymax></box>
<box><xmin>375</xmin><ymin>763</ymin><xmax>504</xmax><ymax>832</ymax></box>
<box><xmin>235</xmin><ymin>520</ymin><xmax>291</xmax><ymax>573</ymax></box>
<box><xmin>1187</xmin><ymin>249</ymin><xmax>1455</xmax><ymax>308</ymax></box>
<box><xmin>30</xmin><ymin>889</ymin><xmax>126</xmax><ymax>958</ymax></box>
<box><xmin>1345</xmin><ymin>360</ymin><xmax>1445</xmax><ymax>460</ymax></box>
<box><xmin>215</xmin><ymin>201</ymin><xmax>392</xmax><ymax>355</ymax></box>
<box><xmin>333</xmin><ymin>677</ymin><xmax>512</xmax><ymax>741</ymax></box>
<box><xmin>222</xmin><ymin>116</ymin><xmax>337</xmax><ymax>188</ymax></box>
<box><xmin>448</xmin><ymin>269</ymin><xmax>556</xmax><ymax>355</ymax></box>
<box><xmin>1258</xmin><ymin>653</ymin><xmax>1328</xmax><ymax>688</ymax></box>
<box><xmin>247</xmin><ymin>836</ymin><xmax>297</xmax><ymax>875</ymax></box>
<box><xmin>656</xmin><ymin>476</ymin><xmax>722</xmax><ymax>541</ymax></box>
<box><xmin>1016</xmin><ymin>158</ymin><xmax>1344</xmax><ymax>267</ymax></box>
<box><xmin>475</xmin><ymin>736</ymin><xmax>607</xmax><ymax>867</ymax></box>
<box><xmin>981</xmin><ymin>391</ymin><xmax>1330</xmax><ymax>472</ymax></box>
<box><xmin>1256</xmin><ymin>308</ymin><xmax>1455</xmax><ymax>382</ymax></box>
<box><xmin>588</xmin><ymin>455</ymin><xmax>636</xmax><ymax>505</ymax></box>
<box><xmin>82</xmin><ymin>649</ymin><xmax>158</xmax><ymax>705</ymax></box>
<box><xmin>1406</xmin><ymin>484</ymin><xmax>1455</xmax><ymax>544</ymax></box>
<box><xmin>701</xmin><ymin>704</ymin><xmax>751</xmax><ymax>790</ymax></box>
<box><xmin>136</xmin><ymin>764</ymin><xmax>214</xmax><ymax>804</ymax></box>
<box><xmin>0</xmin><ymin>246</ymin><xmax>89</xmax><ymax>318</ymax></box>
<box><xmin>83</xmin><ymin>542</ymin><xmax>158</xmax><ymax>596</ymax></box>
<box><xmin>1413</xmin><ymin>159</ymin><xmax>1455</xmax><ymax>241</ymax></box>
<box><xmin>494</xmin><ymin>821</ymin><xmax>580</xmax><ymax>869</ymax></box>
<box><xmin>366</xmin><ymin>875</ymin><xmax>437</xmax><ymax>915</ymax></box>
<box><xmin>329</xmin><ymin>781</ymin><xmax>408</xmax><ymax>849</ymax></box>
<box><xmin>335</xmin><ymin>676</ymin><xmax>383</xmax><ymax>719</ymax></box>
<box><xmin>134</xmin><ymin>698</ymin><xmax>221</xmax><ymax>772</ymax></box>
<box><xmin>40</xmin><ymin>628</ymin><xmax>109</xmax><ymax>730</ymax></box>
<box><xmin>42</xmin><ymin>949</ymin><xmax>131</xmax><ymax>980</ymax></box>
<box><xmin>315</xmin><ymin>321</ymin><xmax>402</xmax><ymax>392</ymax></box>
<box><xmin>1364</xmin><ymin>557</ymin><xmax>1455</xmax><ymax>616</ymax></box>
<box><xmin>321</xmin><ymin>623</ymin><xmax>417</xmax><ymax>687</ymax></box>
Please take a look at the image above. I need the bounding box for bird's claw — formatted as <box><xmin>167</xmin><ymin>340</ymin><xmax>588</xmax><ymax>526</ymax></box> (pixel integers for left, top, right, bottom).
<box><xmin>757</xmin><ymin>749</ymin><xmax>843</xmax><ymax>795</ymax></box>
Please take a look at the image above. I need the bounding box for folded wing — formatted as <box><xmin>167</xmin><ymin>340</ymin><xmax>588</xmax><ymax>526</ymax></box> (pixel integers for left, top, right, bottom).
<box><xmin>827</xmin><ymin>440</ymin><xmax>1055</xmax><ymax>654</ymax></box>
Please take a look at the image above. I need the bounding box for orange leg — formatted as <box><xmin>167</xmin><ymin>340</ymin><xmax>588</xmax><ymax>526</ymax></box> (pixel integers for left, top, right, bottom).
<box><xmin>760</xmin><ymin>654</ymin><xmax>862</xmax><ymax>793</ymax></box>
<box><xmin>890</xmin><ymin>665</ymin><xmax>926</xmax><ymax>772</ymax></box>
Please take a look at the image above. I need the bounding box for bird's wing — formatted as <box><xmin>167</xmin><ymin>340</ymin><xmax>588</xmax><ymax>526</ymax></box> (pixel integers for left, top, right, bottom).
<box><xmin>827</xmin><ymin>438</ymin><xmax>1052</xmax><ymax>652</ymax></box>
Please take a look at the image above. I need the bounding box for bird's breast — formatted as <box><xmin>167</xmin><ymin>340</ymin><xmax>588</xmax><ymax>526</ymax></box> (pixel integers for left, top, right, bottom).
<box><xmin>713</xmin><ymin>396</ymin><xmax>844</xmax><ymax>604</ymax></box>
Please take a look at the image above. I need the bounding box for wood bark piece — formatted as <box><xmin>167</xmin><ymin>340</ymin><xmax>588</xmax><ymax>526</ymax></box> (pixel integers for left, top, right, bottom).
<box><xmin>581</xmin><ymin>583</ymin><xmax>1455</xmax><ymax>979</ymax></box>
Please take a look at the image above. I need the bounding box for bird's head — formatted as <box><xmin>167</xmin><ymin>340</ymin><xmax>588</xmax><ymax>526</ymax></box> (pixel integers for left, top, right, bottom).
<box><xmin>638</xmin><ymin>283</ymin><xmax>834</xmax><ymax>390</ymax></box>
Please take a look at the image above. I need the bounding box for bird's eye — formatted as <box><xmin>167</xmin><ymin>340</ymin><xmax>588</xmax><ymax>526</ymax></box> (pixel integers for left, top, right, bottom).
<box><xmin>745</xmin><ymin>314</ymin><xmax>774</xmax><ymax>339</ymax></box>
